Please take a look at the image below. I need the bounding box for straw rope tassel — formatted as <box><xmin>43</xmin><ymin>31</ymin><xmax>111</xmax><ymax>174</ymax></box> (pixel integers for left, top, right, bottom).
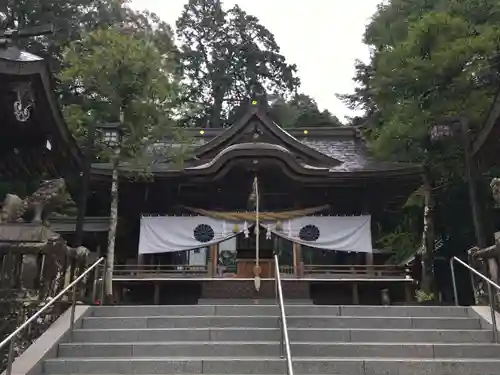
<box><xmin>253</xmin><ymin>176</ymin><xmax>261</xmax><ymax>292</ymax></box>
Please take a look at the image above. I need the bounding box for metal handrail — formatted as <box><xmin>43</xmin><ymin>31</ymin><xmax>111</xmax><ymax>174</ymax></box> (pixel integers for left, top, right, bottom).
<box><xmin>0</xmin><ymin>257</ymin><xmax>105</xmax><ymax>375</ymax></box>
<box><xmin>450</xmin><ymin>256</ymin><xmax>498</xmax><ymax>342</ymax></box>
<box><xmin>274</xmin><ymin>254</ymin><xmax>294</xmax><ymax>375</ymax></box>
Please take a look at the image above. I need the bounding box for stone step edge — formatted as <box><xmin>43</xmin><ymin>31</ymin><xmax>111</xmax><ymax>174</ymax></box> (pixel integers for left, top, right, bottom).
<box><xmin>94</xmin><ymin>306</ymin><xmax>470</xmax><ymax>310</ymax></box>
<box><xmin>59</xmin><ymin>341</ymin><xmax>500</xmax><ymax>347</ymax></box>
<box><xmin>44</xmin><ymin>357</ymin><xmax>500</xmax><ymax>362</ymax></box>
<box><xmin>83</xmin><ymin>315</ymin><xmax>476</xmax><ymax>320</ymax></box>
<box><xmin>73</xmin><ymin>327</ymin><xmax>488</xmax><ymax>332</ymax></box>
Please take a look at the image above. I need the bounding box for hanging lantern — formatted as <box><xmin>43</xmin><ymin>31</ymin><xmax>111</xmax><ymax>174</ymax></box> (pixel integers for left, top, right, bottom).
<box><xmin>244</xmin><ymin>221</ymin><xmax>249</xmax><ymax>238</ymax></box>
<box><xmin>253</xmin><ymin>265</ymin><xmax>261</xmax><ymax>291</ymax></box>
<box><xmin>266</xmin><ymin>224</ymin><xmax>272</xmax><ymax>240</ymax></box>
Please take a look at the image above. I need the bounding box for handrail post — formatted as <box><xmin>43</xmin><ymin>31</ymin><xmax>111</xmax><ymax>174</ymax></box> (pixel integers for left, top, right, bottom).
<box><xmin>487</xmin><ymin>282</ymin><xmax>498</xmax><ymax>342</ymax></box>
<box><xmin>91</xmin><ymin>262</ymin><xmax>99</xmax><ymax>303</ymax></box>
<box><xmin>280</xmin><ymin>317</ymin><xmax>284</xmax><ymax>358</ymax></box>
<box><xmin>274</xmin><ymin>254</ymin><xmax>293</xmax><ymax>375</ymax></box>
<box><xmin>6</xmin><ymin>337</ymin><xmax>15</xmax><ymax>375</ymax></box>
<box><xmin>99</xmin><ymin>260</ymin><xmax>106</xmax><ymax>304</ymax></box>
<box><xmin>69</xmin><ymin>281</ymin><xmax>78</xmax><ymax>338</ymax></box>
<box><xmin>450</xmin><ymin>258</ymin><xmax>459</xmax><ymax>306</ymax></box>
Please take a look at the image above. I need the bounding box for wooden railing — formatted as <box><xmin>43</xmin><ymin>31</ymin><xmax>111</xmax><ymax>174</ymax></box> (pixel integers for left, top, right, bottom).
<box><xmin>113</xmin><ymin>264</ymin><xmax>209</xmax><ymax>278</ymax></box>
<box><xmin>302</xmin><ymin>264</ymin><xmax>409</xmax><ymax>278</ymax></box>
<box><xmin>111</xmin><ymin>263</ymin><xmax>410</xmax><ymax>280</ymax></box>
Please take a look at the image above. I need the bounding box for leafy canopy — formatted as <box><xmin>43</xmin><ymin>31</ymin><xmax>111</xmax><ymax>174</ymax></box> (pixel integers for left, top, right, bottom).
<box><xmin>176</xmin><ymin>0</ymin><xmax>300</xmax><ymax>127</ymax></box>
<box><xmin>341</xmin><ymin>0</ymin><xmax>500</xmax><ymax>259</ymax></box>
<box><xmin>59</xmin><ymin>27</ymin><xmax>180</xmax><ymax>159</ymax></box>
<box><xmin>269</xmin><ymin>94</ymin><xmax>343</xmax><ymax>128</ymax></box>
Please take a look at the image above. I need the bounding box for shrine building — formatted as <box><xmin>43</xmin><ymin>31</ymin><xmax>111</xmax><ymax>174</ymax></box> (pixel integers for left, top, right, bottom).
<box><xmin>0</xmin><ymin>37</ymin><xmax>423</xmax><ymax>305</ymax></box>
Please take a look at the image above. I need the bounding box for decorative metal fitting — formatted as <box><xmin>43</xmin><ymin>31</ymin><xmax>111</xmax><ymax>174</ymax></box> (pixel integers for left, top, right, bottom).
<box><xmin>13</xmin><ymin>83</ymin><xmax>35</xmax><ymax>122</ymax></box>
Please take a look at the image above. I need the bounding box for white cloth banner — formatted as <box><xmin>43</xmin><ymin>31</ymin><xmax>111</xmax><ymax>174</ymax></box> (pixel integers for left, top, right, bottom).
<box><xmin>139</xmin><ymin>215</ymin><xmax>373</xmax><ymax>254</ymax></box>
<box><xmin>267</xmin><ymin>216</ymin><xmax>373</xmax><ymax>253</ymax></box>
<box><xmin>138</xmin><ymin>216</ymin><xmax>248</xmax><ymax>254</ymax></box>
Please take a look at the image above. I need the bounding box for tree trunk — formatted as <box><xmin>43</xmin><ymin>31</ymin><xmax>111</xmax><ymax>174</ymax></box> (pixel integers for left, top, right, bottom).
<box><xmin>105</xmin><ymin>155</ymin><xmax>119</xmax><ymax>302</ymax></box>
<box><xmin>210</xmin><ymin>85</ymin><xmax>226</xmax><ymax>128</ymax></box>
<box><xmin>420</xmin><ymin>166</ymin><xmax>435</xmax><ymax>294</ymax></box>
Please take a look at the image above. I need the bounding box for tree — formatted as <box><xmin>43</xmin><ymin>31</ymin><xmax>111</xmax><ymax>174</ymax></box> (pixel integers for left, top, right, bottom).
<box><xmin>341</xmin><ymin>0</ymin><xmax>500</xmax><ymax>296</ymax></box>
<box><xmin>0</xmin><ymin>0</ymin><xmax>178</xmax><ymax>111</ymax></box>
<box><xmin>0</xmin><ymin>1</ymin><xmax>125</xmax><ymax>70</ymax></box>
<box><xmin>176</xmin><ymin>0</ymin><xmax>299</xmax><ymax>127</ymax></box>
<box><xmin>60</xmin><ymin>28</ymin><xmax>180</xmax><ymax>301</ymax></box>
<box><xmin>269</xmin><ymin>94</ymin><xmax>343</xmax><ymax>128</ymax></box>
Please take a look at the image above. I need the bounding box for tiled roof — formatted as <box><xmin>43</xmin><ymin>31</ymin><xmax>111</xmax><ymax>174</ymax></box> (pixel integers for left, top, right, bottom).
<box><xmin>143</xmin><ymin>130</ymin><xmax>419</xmax><ymax>174</ymax></box>
<box><xmin>299</xmin><ymin>138</ymin><xmax>367</xmax><ymax>171</ymax></box>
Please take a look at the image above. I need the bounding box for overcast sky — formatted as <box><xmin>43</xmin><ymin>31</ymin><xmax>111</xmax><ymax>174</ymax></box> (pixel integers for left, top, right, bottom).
<box><xmin>130</xmin><ymin>0</ymin><xmax>381</xmax><ymax>120</ymax></box>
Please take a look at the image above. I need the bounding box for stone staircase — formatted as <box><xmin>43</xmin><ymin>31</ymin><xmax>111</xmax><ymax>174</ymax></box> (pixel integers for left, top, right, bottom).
<box><xmin>42</xmin><ymin>303</ymin><xmax>500</xmax><ymax>375</ymax></box>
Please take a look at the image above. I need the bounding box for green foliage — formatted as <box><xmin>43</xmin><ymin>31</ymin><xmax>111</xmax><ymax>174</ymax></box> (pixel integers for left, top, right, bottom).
<box><xmin>269</xmin><ymin>94</ymin><xmax>343</xmax><ymax>128</ymax></box>
<box><xmin>176</xmin><ymin>0</ymin><xmax>300</xmax><ymax>127</ymax></box>
<box><xmin>59</xmin><ymin>27</ymin><xmax>182</xmax><ymax>165</ymax></box>
<box><xmin>0</xmin><ymin>1</ymin><xmax>119</xmax><ymax>60</ymax></box>
<box><xmin>377</xmin><ymin>189</ymin><xmax>424</xmax><ymax>264</ymax></box>
<box><xmin>348</xmin><ymin>1</ymin><xmax>500</xmax><ymax>163</ymax></box>
<box><xmin>415</xmin><ymin>289</ymin><xmax>436</xmax><ymax>302</ymax></box>
<box><xmin>340</xmin><ymin>0</ymin><xmax>500</xmax><ymax>267</ymax></box>
<box><xmin>1</xmin><ymin>1</ymin><xmax>177</xmax><ymax>105</ymax></box>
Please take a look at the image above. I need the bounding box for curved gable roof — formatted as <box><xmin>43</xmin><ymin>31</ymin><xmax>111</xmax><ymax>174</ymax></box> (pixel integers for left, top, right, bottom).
<box><xmin>194</xmin><ymin>105</ymin><xmax>342</xmax><ymax>167</ymax></box>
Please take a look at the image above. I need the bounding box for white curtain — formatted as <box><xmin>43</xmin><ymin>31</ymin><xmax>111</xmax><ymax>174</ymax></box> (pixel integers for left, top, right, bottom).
<box><xmin>139</xmin><ymin>215</ymin><xmax>373</xmax><ymax>255</ymax></box>
<box><xmin>138</xmin><ymin>216</ymin><xmax>248</xmax><ymax>254</ymax></box>
<box><xmin>266</xmin><ymin>216</ymin><xmax>373</xmax><ymax>253</ymax></box>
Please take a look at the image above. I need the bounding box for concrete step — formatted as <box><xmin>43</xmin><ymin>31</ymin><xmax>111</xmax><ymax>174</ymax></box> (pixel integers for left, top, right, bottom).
<box><xmin>73</xmin><ymin>328</ymin><xmax>279</xmax><ymax>342</ymax></box>
<box><xmin>43</xmin><ymin>357</ymin><xmax>500</xmax><ymax>375</ymax></box>
<box><xmin>338</xmin><ymin>305</ymin><xmax>471</xmax><ymax>317</ymax></box>
<box><xmin>72</xmin><ymin>327</ymin><xmax>495</xmax><ymax>343</ymax></box>
<box><xmin>91</xmin><ymin>305</ymin><xmax>280</xmax><ymax>317</ymax></box>
<box><xmin>57</xmin><ymin>341</ymin><xmax>500</xmax><ymax>359</ymax></box>
<box><xmin>81</xmin><ymin>315</ymin><xmax>482</xmax><ymax>330</ymax></box>
<box><xmin>90</xmin><ymin>305</ymin><xmax>471</xmax><ymax>318</ymax></box>
<box><xmin>198</xmin><ymin>298</ymin><xmax>313</xmax><ymax>305</ymax></box>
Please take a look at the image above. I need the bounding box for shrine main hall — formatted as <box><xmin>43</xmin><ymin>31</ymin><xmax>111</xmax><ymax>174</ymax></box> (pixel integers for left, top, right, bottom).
<box><xmin>0</xmin><ymin>42</ymin><xmax>422</xmax><ymax>304</ymax></box>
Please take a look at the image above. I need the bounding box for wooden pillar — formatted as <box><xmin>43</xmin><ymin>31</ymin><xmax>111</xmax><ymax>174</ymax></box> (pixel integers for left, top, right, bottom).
<box><xmin>138</xmin><ymin>253</ymin><xmax>144</xmax><ymax>272</ymax></box>
<box><xmin>296</xmin><ymin>244</ymin><xmax>304</xmax><ymax>277</ymax></box>
<box><xmin>365</xmin><ymin>252</ymin><xmax>374</xmax><ymax>276</ymax></box>
<box><xmin>208</xmin><ymin>244</ymin><xmax>217</xmax><ymax>277</ymax></box>
<box><xmin>292</xmin><ymin>242</ymin><xmax>298</xmax><ymax>276</ymax></box>
<box><xmin>352</xmin><ymin>283</ymin><xmax>360</xmax><ymax>304</ymax></box>
<box><xmin>365</xmin><ymin>252</ymin><xmax>374</xmax><ymax>265</ymax></box>
<box><xmin>405</xmin><ymin>283</ymin><xmax>413</xmax><ymax>303</ymax></box>
<box><xmin>153</xmin><ymin>282</ymin><xmax>160</xmax><ymax>305</ymax></box>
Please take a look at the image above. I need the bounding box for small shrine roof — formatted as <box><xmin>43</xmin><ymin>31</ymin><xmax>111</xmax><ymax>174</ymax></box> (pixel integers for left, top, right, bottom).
<box><xmin>0</xmin><ymin>44</ymin><xmax>82</xmax><ymax>179</ymax></box>
<box><xmin>0</xmin><ymin>45</ymin><xmax>43</xmax><ymax>62</ymax></box>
